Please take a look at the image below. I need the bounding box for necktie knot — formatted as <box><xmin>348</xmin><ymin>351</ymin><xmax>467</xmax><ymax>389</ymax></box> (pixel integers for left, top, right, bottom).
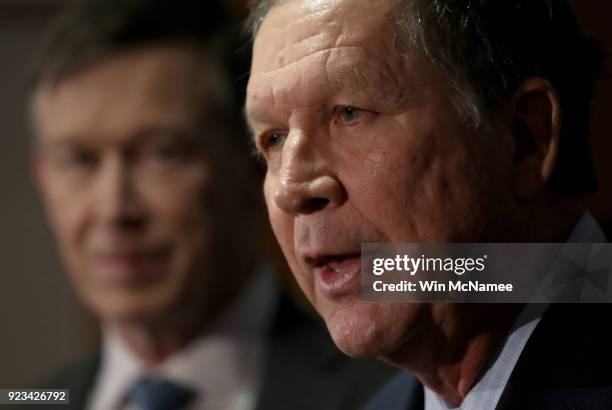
<box><xmin>126</xmin><ymin>377</ymin><xmax>195</xmax><ymax>410</ymax></box>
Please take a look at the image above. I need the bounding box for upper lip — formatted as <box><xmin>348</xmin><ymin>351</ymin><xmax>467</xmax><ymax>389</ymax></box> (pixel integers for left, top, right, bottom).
<box><xmin>301</xmin><ymin>252</ymin><xmax>361</xmax><ymax>269</ymax></box>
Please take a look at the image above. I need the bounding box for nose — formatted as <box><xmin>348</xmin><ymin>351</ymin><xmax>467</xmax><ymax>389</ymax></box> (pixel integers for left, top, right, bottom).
<box><xmin>93</xmin><ymin>155</ymin><xmax>146</xmax><ymax>230</ymax></box>
<box><xmin>273</xmin><ymin>130</ymin><xmax>346</xmax><ymax>215</ymax></box>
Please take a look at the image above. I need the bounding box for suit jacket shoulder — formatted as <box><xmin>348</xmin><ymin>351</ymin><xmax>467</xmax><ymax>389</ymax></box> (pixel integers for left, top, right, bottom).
<box><xmin>2</xmin><ymin>354</ymin><xmax>99</xmax><ymax>410</ymax></box>
<box><xmin>255</xmin><ymin>296</ymin><xmax>396</xmax><ymax>410</ymax></box>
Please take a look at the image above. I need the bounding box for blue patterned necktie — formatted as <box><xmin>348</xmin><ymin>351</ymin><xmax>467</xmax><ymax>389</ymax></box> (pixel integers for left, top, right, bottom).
<box><xmin>126</xmin><ymin>377</ymin><xmax>196</xmax><ymax>410</ymax></box>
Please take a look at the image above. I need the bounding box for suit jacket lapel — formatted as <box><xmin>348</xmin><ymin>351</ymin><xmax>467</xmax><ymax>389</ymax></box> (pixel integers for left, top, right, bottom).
<box><xmin>361</xmin><ymin>372</ymin><xmax>423</xmax><ymax>410</ymax></box>
<box><xmin>8</xmin><ymin>353</ymin><xmax>101</xmax><ymax>410</ymax></box>
<box><xmin>254</xmin><ymin>296</ymin><xmax>338</xmax><ymax>410</ymax></box>
<box><xmin>52</xmin><ymin>353</ymin><xmax>100</xmax><ymax>410</ymax></box>
<box><xmin>496</xmin><ymin>304</ymin><xmax>612</xmax><ymax>410</ymax></box>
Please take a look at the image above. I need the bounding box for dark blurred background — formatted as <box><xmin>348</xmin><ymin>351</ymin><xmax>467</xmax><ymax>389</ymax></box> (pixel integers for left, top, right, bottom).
<box><xmin>0</xmin><ymin>0</ymin><xmax>610</xmax><ymax>388</ymax></box>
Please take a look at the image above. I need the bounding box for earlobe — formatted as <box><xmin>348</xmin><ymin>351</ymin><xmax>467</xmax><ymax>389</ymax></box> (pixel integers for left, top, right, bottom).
<box><xmin>508</xmin><ymin>77</ymin><xmax>561</xmax><ymax>198</ymax></box>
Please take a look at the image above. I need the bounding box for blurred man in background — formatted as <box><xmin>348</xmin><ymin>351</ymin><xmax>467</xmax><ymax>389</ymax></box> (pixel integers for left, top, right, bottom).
<box><xmin>24</xmin><ymin>0</ymin><xmax>392</xmax><ymax>409</ymax></box>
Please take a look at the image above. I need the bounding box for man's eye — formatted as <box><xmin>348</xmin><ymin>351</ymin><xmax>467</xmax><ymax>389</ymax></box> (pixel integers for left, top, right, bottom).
<box><xmin>63</xmin><ymin>150</ymin><xmax>98</xmax><ymax>169</ymax></box>
<box><xmin>339</xmin><ymin>106</ymin><xmax>362</xmax><ymax>123</ymax></box>
<box><xmin>144</xmin><ymin>142</ymin><xmax>193</xmax><ymax>164</ymax></box>
<box><xmin>151</xmin><ymin>145</ymin><xmax>184</xmax><ymax>160</ymax></box>
<box><xmin>263</xmin><ymin>132</ymin><xmax>287</xmax><ymax>150</ymax></box>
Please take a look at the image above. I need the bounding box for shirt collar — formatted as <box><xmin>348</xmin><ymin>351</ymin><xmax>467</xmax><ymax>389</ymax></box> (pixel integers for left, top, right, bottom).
<box><xmin>567</xmin><ymin>211</ymin><xmax>607</xmax><ymax>243</ymax></box>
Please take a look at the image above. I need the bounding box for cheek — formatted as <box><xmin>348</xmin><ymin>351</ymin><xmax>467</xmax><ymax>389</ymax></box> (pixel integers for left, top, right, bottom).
<box><xmin>142</xmin><ymin>173</ymin><xmax>209</xmax><ymax>234</ymax></box>
<box><xmin>267</xmin><ymin>205</ymin><xmax>298</xmax><ymax>274</ymax></box>
<box><xmin>263</xmin><ymin>176</ymin><xmax>288</xmax><ymax>250</ymax></box>
<box><xmin>341</xmin><ymin>121</ymin><xmax>499</xmax><ymax>242</ymax></box>
<box><xmin>43</xmin><ymin>180</ymin><xmax>88</xmax><ymax>249</ymax></box>
<box><xmin>340</xmin><ymin>136</ymin><xmax>436</xmax><ymax>241</ymax></box>
<box><xmin>264</xmin><ymin>176</ymin><xmax>316</xmax><ymax>297</ymax></box>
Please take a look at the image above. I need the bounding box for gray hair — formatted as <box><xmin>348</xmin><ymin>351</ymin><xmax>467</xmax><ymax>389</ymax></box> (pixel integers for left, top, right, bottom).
<box><xmin>247</xmin><ymin>0</ymin><xmax>603</xmax><ymax>193</ymax></box>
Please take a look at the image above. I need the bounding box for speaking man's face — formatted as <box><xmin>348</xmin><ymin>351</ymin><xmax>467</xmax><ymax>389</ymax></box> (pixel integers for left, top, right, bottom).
<box><xmin>247</xmin><ymin>0</ymin><xmax>520</xmax><ymax>359</ymax></box>
<box><xmin>34</xmin><ymin>46</ymin><xmax>252</xmax><ymax>328</ymax></box>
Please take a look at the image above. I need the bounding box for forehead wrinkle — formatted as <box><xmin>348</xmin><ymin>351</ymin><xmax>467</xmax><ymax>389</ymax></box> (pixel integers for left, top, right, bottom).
<box><xmin>258</xmin><ymin>0</ymin><xmax>357</xmax><ymax>71</ymax></box>
<box><xmin>283</xmin><ymin>30</ymin><xmax>329</xmax><ymax>54</ymax></box>
<box><xmin>259</xmin><ymin>45</ymin><xmax>362</xmax><ymax>76</ymax></box>
<box><xmin>255</xmin><ymin>45</ymin><xmax>363</xmax><ymax>113</ymax></box>
<box><xmin>254</xmin><ymin>47</ymin><xmax>408</xmax><ymax>117</ymax></box>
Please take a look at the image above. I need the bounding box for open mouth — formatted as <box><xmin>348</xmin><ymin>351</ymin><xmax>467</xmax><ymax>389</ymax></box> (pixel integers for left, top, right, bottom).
<box><xmin>314</xmin><ymin>254</ymin><xmax>361</xmax><ymax>297</ymax></box>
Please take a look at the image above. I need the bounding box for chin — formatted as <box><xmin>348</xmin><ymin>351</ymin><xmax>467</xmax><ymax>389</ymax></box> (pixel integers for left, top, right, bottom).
<box><xmin>87</xmin><ymin>287</ymin><xmax>178</xmax><ymax>325</ymax></box>
<box><xmin>95</xmin><ymin>300</ymin><xmax>160</xmax><ymax>325</ymax></box>
<box><xmin>323</xmin><ymin>302</ymin><xmax>418</xmax><ymax>359</ymax></box>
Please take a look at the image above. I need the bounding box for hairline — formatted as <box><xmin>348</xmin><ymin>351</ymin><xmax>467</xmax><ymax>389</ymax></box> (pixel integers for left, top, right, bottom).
<box><xmin>28</xmin><ymin>40</ymin><xmax>236</xmax><ymax>147</ymax></box>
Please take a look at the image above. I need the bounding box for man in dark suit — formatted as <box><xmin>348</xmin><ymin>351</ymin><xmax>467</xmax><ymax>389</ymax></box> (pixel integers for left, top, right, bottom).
<box><xmin>245</xmin><ymin>0</ymin><xmax>610</xmax><ymax>408</ymax></box>
<box><xmin>23</xmin><ymin>0</ymin><xmax>393</xmax><ymax>409</ymax></box>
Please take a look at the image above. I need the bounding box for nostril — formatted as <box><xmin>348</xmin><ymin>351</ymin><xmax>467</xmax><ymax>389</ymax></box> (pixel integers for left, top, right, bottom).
<box><xmin>302</xmin><ymin>197</ymin><xmax>330</xmax><ymax>214</ymax></box>
<box><xmin>274</xmin><ymin>175</ymin><xmax>345</xmax><ymax>215</ymax></box>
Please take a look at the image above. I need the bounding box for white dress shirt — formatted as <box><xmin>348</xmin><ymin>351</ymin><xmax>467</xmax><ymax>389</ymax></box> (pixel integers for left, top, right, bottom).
<box><xmin>424</xmin><ymin>211</ymin><xmax>606</xmax><ymax>410</ymax></box>
<box><xmin>86</xmin><ymin>266</ymin><xmax>278</xmax><ymax>410</ymax></box>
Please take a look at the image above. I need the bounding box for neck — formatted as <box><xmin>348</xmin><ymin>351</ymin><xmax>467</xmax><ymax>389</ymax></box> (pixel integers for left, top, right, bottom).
<box><xmin>114</xmin><ymin>323</ymin><xmax>196</xmax><ymax>364</ymax></box>
<box><xmin>111</xmin><ymin>272</ymin><xmax>252</xmax><ymax>365</ymax></box>
<box><xmin>385</xmin><ymin>304</ymin><xmax>522</xmax><ymax>406</ymax></box>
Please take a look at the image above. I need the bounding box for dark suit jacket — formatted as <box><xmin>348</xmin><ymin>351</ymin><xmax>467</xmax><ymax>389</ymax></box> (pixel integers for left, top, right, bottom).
<box><xmin>10</xmin><ymin>296</ymin><xmax>394</xmax><ymax>410</ymax></box>
<box><xmin>364</xmin><ymin>304</ymin><xmax>612</xmax><ymax>410</ymax></box>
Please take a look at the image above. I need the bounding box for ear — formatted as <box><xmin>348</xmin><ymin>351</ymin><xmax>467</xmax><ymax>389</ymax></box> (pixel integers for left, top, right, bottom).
<box><xmin>504</xmin><ymin>78</ymin><xmax>561</xmax><ymax>198</ymax></box>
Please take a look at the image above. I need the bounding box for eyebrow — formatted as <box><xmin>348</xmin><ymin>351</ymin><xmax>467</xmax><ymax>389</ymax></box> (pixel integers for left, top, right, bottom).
<box><xmin>245</xmin><ymin>98</ymin><xmax>283</xmax><ymax>147</ymax></box>
<box><xmin>348</xmin><ymin>67</ymin><xmax>371</xmax><ymax>93</ymax></box>
<box><xmin>37</xmin><ymin>125</ymin><xmax>202</xmax><ymax>151</ymax></box>
<box><xmin>243</xmin><ymin>98</ymin><xmax>273</xmax><ymax>123</ymax></box>
<box><xmin>36</xmin><ymin>136</ymin><xmax>85</xmax><ymax>151</ymax></box>
<box><xmin>238</xmin><ymin>108</ymin><xmax>262</xmax><ymax>161</ymax></box>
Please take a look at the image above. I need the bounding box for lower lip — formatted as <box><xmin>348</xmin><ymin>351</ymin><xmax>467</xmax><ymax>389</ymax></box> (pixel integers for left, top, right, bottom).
<box><xmin>315</xmin><ymin>256</ymin><xmax>361</xmax><ymax>297</ymax></box>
